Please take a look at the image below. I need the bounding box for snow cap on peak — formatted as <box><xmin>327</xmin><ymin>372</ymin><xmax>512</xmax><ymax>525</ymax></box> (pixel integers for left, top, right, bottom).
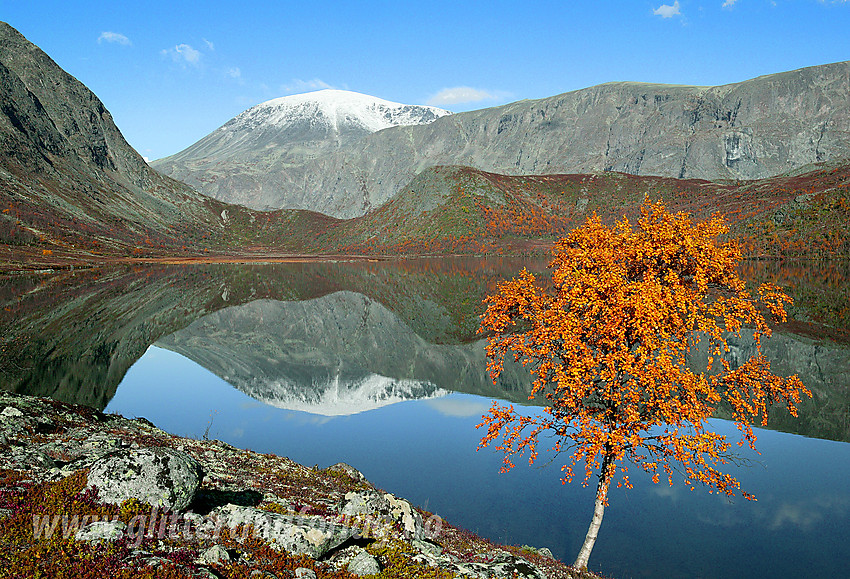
<box><xmin>235</xmin><ymin>89</ymin><xmax>451</xmax><ymax>133</ymax></box>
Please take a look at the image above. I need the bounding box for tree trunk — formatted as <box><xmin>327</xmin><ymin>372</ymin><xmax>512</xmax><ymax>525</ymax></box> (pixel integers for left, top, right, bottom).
<box><xmin>573</xmin><ymin>458</ymin><xmax>613</xmax><ymax>571</ymax></box>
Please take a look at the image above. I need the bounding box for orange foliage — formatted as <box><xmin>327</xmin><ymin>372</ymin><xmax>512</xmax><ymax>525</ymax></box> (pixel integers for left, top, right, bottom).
<box><xmin>475</xmin><ymin>188</ymin><xmax>574</xmax><ymax>239</ymax></box>
<box><xmin>477</xmin><ymin>200</ymin><xmax>810</xmax><ymax>569</ymax></box>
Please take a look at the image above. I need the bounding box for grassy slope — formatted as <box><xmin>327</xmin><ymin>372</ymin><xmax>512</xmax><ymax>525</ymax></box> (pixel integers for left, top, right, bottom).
<box><xmin>2</xmin><ymin>160</ymin><xmax>849</xmax><ymax>269</ymax></box>
<box><xmin>322</xmin><ymin>161</ymin><xmax>850</xmax><ymax>258</ymax></box>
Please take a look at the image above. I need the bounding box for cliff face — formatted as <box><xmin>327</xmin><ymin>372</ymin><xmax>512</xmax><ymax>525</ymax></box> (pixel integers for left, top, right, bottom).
<box><xmin>0</xmin><ymin>22</ymin><xmax>149</xmax><ymax>186</ymax></box>
<box><xmin>155</xmin><ymin>61</ymin><xmax>850</xmax><ymax>218</ymax></box>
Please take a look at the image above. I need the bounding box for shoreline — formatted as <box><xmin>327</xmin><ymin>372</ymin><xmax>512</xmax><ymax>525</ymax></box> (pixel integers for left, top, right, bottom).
<box><xmin>0</xmin><ymin>240</ymin><xmax>559</xmax><ymax>274</ymax></box>
<box><xmin>0</xmin><ymin>391</ymin><xmax>597</xmax><ymax>578</ymax></box>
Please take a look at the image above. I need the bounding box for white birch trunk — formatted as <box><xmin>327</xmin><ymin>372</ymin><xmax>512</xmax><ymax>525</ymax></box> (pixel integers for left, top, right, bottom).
<box><xmin>573</xmin><ymin>462</ymin><xmax>612</xmax><ymax>571</ymax></box>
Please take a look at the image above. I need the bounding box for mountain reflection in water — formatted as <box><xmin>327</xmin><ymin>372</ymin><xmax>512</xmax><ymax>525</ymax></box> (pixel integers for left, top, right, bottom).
<box><xmin>1</xmin><ymin>258</ymin><xmax>847</xmax><ymax>439</ymax></box>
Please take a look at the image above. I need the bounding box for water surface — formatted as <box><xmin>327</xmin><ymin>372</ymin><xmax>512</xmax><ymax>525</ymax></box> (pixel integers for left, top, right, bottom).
<box><xmin>1</xmin><ymin>257</ymin><xmax>849</xmax><ymax>578</ymax></box>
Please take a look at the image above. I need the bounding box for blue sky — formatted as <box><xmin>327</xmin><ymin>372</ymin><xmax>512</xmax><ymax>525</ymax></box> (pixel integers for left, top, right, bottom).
<box><xmin>3</xmin><ymin>1</ymin><xmax>848</xmax><ymax>160</ymax></box>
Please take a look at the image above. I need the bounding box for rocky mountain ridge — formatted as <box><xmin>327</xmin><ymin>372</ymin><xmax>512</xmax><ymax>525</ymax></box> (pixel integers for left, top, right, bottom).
<box><xmin>155</xmin><ymin>90</ymin><xmax>450</xmax><ymax>210</ymax></box>
<box><xmin>155</xmin><ymin>61</ymin><xmax>850</xmax><ymax>217</ymax></box>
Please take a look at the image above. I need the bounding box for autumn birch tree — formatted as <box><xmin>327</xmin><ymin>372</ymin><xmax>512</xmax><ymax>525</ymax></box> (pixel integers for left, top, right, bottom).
<box><xmin>477</xmin><ymin>200</ymin><xmax>810</xmax><ymax>571</ymax></box>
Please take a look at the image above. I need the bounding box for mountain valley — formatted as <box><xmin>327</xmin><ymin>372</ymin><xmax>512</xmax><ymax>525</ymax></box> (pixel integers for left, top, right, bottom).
<box><xmin>0</xmin><ymin>20</ymin><xmax>848</xmax><ymax>271</ymax></box>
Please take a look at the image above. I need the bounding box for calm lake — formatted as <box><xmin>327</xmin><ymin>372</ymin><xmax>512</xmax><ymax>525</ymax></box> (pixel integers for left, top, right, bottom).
<box><xmin>1</xmin><ymin>257</ymin><xmax>849</xmax><ymax>578</ymax></box>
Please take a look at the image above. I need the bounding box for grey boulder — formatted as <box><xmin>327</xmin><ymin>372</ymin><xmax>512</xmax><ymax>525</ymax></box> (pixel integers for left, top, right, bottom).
<box><xmin>338</xmin><ymin>490</ymin><xmax>424</xmax><ymax>540</ymax></box>
<box><xmin>211</xmin><ymin>503</ymin><xmax>356</xmax><ymax>559</ymax></box>
<box><xmin>75</xmin><ymin>520</ymin><xmax>127</xmax><ymax>542</ymax></box>
<box><xmin>347</xmin><ymin>550</ymin><xmax>381</xmax><ymax>575</ymax></box>
<box><xmin>87</xmin><ymin>447</ymin><xmax>203</xmax><ymax>511</ymax></box>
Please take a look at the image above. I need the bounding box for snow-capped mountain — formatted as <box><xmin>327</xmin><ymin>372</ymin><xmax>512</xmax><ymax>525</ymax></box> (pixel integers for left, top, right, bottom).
<box><xmin>229</xmin><ymin>89</ymin><xmax>450</xmax><ymax>135</ymax></box>
<box><xmin>155</xmin><ymin>63</ymin><xmax>850</xmax><ymax>217</ymax></box>
<box><xmin>152</xmin><ymin>90</ymin><xmax>450</xmax><ymax>210</ymax></box>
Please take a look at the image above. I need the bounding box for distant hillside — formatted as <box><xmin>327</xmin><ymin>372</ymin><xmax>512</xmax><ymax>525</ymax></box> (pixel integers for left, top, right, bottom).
<box><xmin>317</xmin><ymin>162</ymin><xmax>850</xmax><ymax>259</ymax></box>
<box><xmin>156</xmin><ymin>62</ymin><xmax>850</xmax><ymax>218</ymax></box>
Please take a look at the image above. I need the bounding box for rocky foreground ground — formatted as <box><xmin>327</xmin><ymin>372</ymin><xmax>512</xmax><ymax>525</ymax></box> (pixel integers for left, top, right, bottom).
<box><xmin>0</xmin><ymin>391</ymin><xmax>598</xmax><ymax>579</ymax></box>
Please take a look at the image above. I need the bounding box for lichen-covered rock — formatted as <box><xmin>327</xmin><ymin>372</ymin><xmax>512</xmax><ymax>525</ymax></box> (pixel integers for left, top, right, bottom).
<box><xmin>410</xmin><ymin>544</ymin><xmax>545</xmax><ymax>579</ymax></box>
<box><xmin>347</xmin><ymin>550</ymin><xmax>381</xmax><ymax>575</ymax></box>
<box><xmin>75</xmin><ymin>521</ymin><xmax>127</xmax><ymax>542</ymax></box>
<box><xmin>198</xmin><ymin>544</ymin><xmax>231</xmax><ymax>565</ymax></box>
<box><xmin>6</xmin><ymin>448</ymin><xmax>56</xmax><ymax>471</ymax></box>
<box><xmin>211</xmin><ymin>503</ymin><xmax>355</xmax><ymax>559</ymax></box>
<box><xmin>328</xmin><ymin>545</ymin><xmax>381</xmax><ymax>575</ymax></box>
<box><xmin>338</xmin><ymin>490</ymin><xmax>424</xmax><ymax>540</ymax></box>
<box><xmin>86</xmin><ymin>447</ymin><xmax>202</xmax><ymax>511</ymax></box>
<box><xmin>384</xmin><ymin>493</ymin><xmax>424</xmax><ymax>540</ymax></box>
<box><xmin>326</xmin><ymin>462</ymin><xmax>368</xmax><ymax>483</ymax></box>
<box><xmin>1</xmin><ymin>406</ymin><xmax>23</xmax><ymax>418</ymax></box>
<box><xmin>140</xmin><ymin>555</ymin><xmax>218</xmax><ymax>578</ymax></box>
<box><xmin>486</xmin><ymin>551</ymin><xmax>546</xmax><ymax>579</ymax></box>
<box><xmin>0</xmin><ymin>404</ymin><xmax>30</xmax><ymax>444</ymax></box>
<box><xmin>339</xmin><ymin>490</ymin><xmax>390</xmax><ymax>517</ymax></box>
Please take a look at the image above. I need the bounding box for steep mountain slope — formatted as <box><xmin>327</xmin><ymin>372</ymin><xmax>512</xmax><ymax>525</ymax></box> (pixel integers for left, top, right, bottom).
<box><xmin>157</xmin><ymin>61</ymin><xmax>850</xmax><ymax>217</ymax></box>
<box><xmin>0</xmin><ymin>21</ymin><xmax>305</xmax><ymax>264</ymax></box>
<box><xmin>0</xmin><ymin>22</ymin><xmax>225</xmax><ymax>250</ymax></box>
<box><xmin>153</xmin><ymin>90</ymin><xmax>450</xmax><ymax>210</ymax></box>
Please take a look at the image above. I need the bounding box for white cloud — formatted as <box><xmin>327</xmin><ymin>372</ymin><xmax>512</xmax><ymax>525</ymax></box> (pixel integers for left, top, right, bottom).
<box><xmin>98</xmin><ymin>31</ymin><xmax>131</xmax><ymax>46</ymax></box>
<box><xmin>425</xmin><ymin>397</ymin><xmax>489</xmax><ymax>418</ymax></box>
<box><xmin>722</xmin><ymin>0</ymin><xmax>738</xmax><ymax>7</ymax></box>
<box><xmin>426</xmin><ymin>86</ymin><xmax>506</xmax><ymax>106</ymax></box>
<box><xmin>225</xmin><ymin>67</ymin><xmax>244</xmax><ymax>85</ymax></box>
<box><xmin>161</xmin><ymin>43</ymin><xmax>202</xmax><ymax>66</ymax></box>
<box><xmin>653</xmin><ymin>1</ymin><xmax>682</xmax><ymax>18</ymax></box>
<box><xmin>282</xmin><ymin>78</ymin><xmax>335</xmax><ymax>93</ymax></box>
<box><xmin>203</xmin><ymin>38</ymin><xmax>215</xmax><ymax>51</ymax></box>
